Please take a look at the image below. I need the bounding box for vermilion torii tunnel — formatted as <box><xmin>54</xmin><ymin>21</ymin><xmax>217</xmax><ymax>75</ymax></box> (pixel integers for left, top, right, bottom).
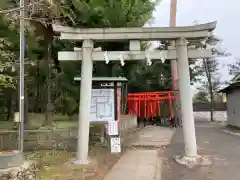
<box><xmin>127</xmin><ymin>91</ymin><xmax>178</xmax><ymax>126</ymax></box>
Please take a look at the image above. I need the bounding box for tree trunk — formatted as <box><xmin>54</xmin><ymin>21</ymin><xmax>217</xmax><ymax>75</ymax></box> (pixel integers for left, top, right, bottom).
<box><xmin>43</xmin><ymin>27</ymin><xmax>54</xmax><ymax>125</ymax></box>
<box><xmin>35</xmin><ymin>59</ymin><xmax>40</xmax><ymax>112</ymax></box>
<box><xmin>44</xmin><ymin>39</ymin><xmax>53</xmax><ymax>125</ymax></box>
<box><xmin>208</xmin><ymin>73</ymin><xmax>214</xmax><ymax>122</ymax></box>
<box><xmin>209</xmin><ymin>88</ymin><xmax>214</xmax><ymax>122</ymax></box>
<box><xmin>6</xmin><ymin>89</ymin><xmax>13</xmax><ymax>120</ymax></box>
<box><xmin>24</xmin><ymin>85</ymin><xmax>29</xmax><ymax>125</ymax></box>
<box><xmin>203</xmin><ymin>59</ymin><xmax>214</xmax><ymax>122</ymax></box>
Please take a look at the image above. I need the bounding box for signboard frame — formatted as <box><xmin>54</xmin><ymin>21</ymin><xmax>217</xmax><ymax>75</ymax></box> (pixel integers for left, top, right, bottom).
<box><xmin>90</xmin><ymin>88</ymin><xmax>115</xmax><ymax>123</ymax></box>
<box><xmin>74</xmin><ymin>77</ymin><xmax>128</xmax><ymax>125</ymax></box>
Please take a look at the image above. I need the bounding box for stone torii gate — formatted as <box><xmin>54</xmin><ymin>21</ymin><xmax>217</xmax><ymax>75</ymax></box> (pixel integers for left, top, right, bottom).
<box><xmin>53</xmin><ymin>21</ymin><xmax>216</xmax><ymax>164</ymax></box>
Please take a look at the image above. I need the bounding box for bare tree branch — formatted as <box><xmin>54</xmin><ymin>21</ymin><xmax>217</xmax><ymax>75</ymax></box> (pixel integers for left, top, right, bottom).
<box><xmin>0</xmin><ymin>0</ymin><xmax>45</xmax><ymax>14</ymax></box>
<box><xmin>0</xmin><ymin>3</ymin><xmax>33</xmax><ymax>14</ymax></box>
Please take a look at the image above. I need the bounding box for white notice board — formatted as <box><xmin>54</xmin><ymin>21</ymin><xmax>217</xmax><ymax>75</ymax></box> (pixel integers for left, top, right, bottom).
<box><xmin>107</xmin><ymin>121</ymin><xmax>118</xmax><ymax>136</ymax></box>
<box><xmin>110</xmin><ymin>137</ymin><xmax>121</xmax><ymax>153</ymax></box>
<box><xmin>90</xmin><ymin>89</ymin><xmax>115</xmax><ymax>122</ymax></box>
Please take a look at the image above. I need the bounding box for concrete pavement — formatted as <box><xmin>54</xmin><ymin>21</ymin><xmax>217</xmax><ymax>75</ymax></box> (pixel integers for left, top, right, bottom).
<box><xmin>103</xmin><ymin>126</ymin><xmax>175</xmax><ymax>180</ymax></box>
<box><xmin>104</xmin><ymin>117</ymin><xmax>239</xmax><ymax>180</ymax></box>
<box><xmin>162</xmin><ymin>122</ymin><xmax>240</xmax><ymax>180</ymax></box>
<box><xmin>103</xmin><ymin>150</ymin><xmax>161</xmax><ymax>180</ymax></box>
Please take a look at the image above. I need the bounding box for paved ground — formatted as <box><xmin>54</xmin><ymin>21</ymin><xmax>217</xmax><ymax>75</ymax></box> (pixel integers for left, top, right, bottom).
<box><xmin>103</xmin><ymin>126</ymin><xmax>175</xmax><ymax>180</ymax></box>
<box><xmin>131</xmin><ymin>126</ymin><xmax>175</xmax><ymax>148</ymax></box>
<box><xmin>162</xmin><ymin>121</ymin><xmax>240</xmax><ymax>180</ymax></box>
<box><xmin>104</xmin><ymin>119</ymin><xmax>240</xmax><ymax>180</ymax></box>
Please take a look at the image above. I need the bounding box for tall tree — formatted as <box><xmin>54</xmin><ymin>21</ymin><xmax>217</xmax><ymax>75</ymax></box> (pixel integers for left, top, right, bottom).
<box><xmin>0</xmin><ymin>0</ymin><xmax>159</xmax><ymax>126</ymax></box>
<box><xmin>193</xmin><ymin>90</ymin><xmax>209</xmax><ymax>103</ymax></box>
<box><xmin>228</xmin><ymin>58</ymin><xmax>240</xmax><ymax>82</ymax></box>
<box><xmin>195</xmin><ymin>35</ymin><xmax>229</xmax><ymax>121</ymax></box>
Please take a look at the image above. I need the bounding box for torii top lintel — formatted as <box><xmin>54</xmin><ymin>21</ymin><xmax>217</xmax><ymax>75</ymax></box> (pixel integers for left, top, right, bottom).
<box><xmin>52</xmin><ymin>21</ymin><xmax>217</xmax><ymax>41</ymax></box>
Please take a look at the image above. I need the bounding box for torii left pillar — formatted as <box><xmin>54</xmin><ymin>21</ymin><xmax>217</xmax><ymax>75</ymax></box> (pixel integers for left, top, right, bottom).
<box><xmin>75</xmin><ymin>39</ymin><xmax>93</xmax><ymax>164</ymax></box>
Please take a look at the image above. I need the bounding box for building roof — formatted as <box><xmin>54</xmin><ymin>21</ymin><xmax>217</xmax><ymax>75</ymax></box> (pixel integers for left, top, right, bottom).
<box><xmin>232</xmin><ymin>73</ymin><xmax>240</xmax><ymax>82</ymax></box>
<box><xmin>74</xmin><ymin>76</ymin><xmax>128</xmax><ymax>82</ymax></box>
<box><xmin>219</xmin><ymin>81</ymin><xmax>240</xmax><ymax>93</ymax></box>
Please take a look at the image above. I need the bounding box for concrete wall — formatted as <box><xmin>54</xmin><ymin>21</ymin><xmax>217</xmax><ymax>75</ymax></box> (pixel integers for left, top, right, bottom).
<box><xmin>193</xmin><ymin>102</ymin><xmax>226</xmax><ymax>111</ymax></box>
<box><xmin>193</xmin><ymin>111</ymin><xmax>227</xmax><ymax>122</ymax></box>
<box><xmin>226</xmin><ymin>90</ymin><xmax>240</xmax><ymax>127</ymax></box>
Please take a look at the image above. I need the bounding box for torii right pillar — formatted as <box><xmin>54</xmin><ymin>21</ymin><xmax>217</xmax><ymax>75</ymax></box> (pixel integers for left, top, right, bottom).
<box><xmin>176</xmin><ymin>37</ymin><xmax>197</xmax><ymax>158</ymax></box>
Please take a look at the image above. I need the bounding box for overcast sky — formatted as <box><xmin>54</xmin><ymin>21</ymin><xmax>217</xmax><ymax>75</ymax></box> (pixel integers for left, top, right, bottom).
<box><xmin>152</xmin><ymin>0</ymin><xmax>239</xmax><ymax>83</ymax></box>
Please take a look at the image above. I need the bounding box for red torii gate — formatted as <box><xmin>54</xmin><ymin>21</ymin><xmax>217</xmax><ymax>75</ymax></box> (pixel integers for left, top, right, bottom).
<box><xmin>127</xmin><ymin>91</ymin><xmax>178</xmax><ymax>120</ymax></box>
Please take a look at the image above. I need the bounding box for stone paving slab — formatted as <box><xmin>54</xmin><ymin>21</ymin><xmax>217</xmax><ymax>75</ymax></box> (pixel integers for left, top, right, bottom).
<box><xmin>103</xmin><ymin>126</ymin><xmax>175</xmax><ymax>180</ymax></box>
<box><xmin>155</xmin><ymin>157</ymin><xmax>162</xmax><ymax>180</ymax></box>
<box><xmin>131</xmin><ymin>126</ymin><xmax>175</xmax><ymax>148</ymax></box>
<box><xmin>103</xmin><ymin>150</ymin><xmax>160</xmax><ymax>180</ymax></box>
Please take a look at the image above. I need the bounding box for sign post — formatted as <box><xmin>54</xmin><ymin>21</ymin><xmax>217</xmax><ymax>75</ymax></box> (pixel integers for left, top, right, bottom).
<box><xmin>108</xmin><ymin>120</ymin><xmax>121</xmax><ymax>153</ymax></box>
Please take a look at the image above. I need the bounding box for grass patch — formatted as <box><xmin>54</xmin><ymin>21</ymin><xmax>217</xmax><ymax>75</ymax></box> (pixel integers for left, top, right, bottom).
<box><xmin>25</xmin><ymin>146</ymin><xmax>122</xmax><ymax>180</ymax></box>
<box><xmin>0</xmin><ymin>113</ymin><xmax>77</xmax><ymax>130</ymax></box>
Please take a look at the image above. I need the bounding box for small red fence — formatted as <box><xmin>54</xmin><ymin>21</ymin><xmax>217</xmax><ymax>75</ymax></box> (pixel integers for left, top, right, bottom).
<box><xmin>127</xmin><ymin>91</ymin><xmax>178</xmax><ymax>120</ymax></box>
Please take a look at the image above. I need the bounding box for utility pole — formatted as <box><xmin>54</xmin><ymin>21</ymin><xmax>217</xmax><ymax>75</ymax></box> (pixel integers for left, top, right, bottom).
<box><xmin>170</xmin><ymin>0</ymin><xmax>181</xmax><ymax>125</ymax></box>
<box><xmin>170</xmin><ymin>0</ymin><xmax>178</xmax><ymax>90</ymax></box>
<box><xmin>170</xmin><ymin>0</ymin><xmax>177</xmax><ymax>27</ymax></box>
<box><xmin>19</xmin><ymin>0</ymin><xmax>25</xmax><ymax>153</ymax></box>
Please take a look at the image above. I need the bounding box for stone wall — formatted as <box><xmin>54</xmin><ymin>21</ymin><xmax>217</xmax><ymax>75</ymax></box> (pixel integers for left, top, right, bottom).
<box><xmin>0</xmin><ymin>130</ymin><xmax>78</xmax><ymax>151</ymax></box>
<box><xmin>0</xmin><ymin>115</ymin><xmax>138</xmax><ymax>151</ymax></box>
<box><xmin>119</xmin><ymin>115</ymin><xmax>138</xmax><ymax>137</ymax></box>
<box><xmin>119</xmin><ymin>115</ymin><xmax>137</xmax><ymax>131</ymax></box>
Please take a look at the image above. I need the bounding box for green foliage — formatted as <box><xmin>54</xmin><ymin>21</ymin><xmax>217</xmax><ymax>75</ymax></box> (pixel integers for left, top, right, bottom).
<box><xmin>126</xmin><ymin>60</ymin><xmax>172</xmax><ymax>92</ymax></box>
<box><xmin>193</xmin><ymin>90</ymin><xmax>209</xmax><ymax>103</ymax></box>
<box><xmin>0</xmin><ymin>0</ymin><xmax>214</xmax><ymax>125</ymax></box>
<box><xmin>0</xmin><ymin>0</ymin><xmax>160</xmax><ymax>122</ymax></box>
<box><xmin>0</xmin><ymin>15</ymin><xmax>18</xmax><ymax>88</ymax></box>
<box><xmin>59</xmin><ymin>0</ymin><xmax>157</xmax><ymax>27</ymax></box>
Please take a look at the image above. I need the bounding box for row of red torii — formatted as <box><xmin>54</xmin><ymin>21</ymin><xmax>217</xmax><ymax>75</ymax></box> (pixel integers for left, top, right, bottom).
<box><xmin>52</xmin><ymin>21</ymin><xmax>217</xmax><ymax>164</ymax></box>
<box><xmin>127</xmin><ymin>91</ymin><xmax>178</xmax><ymax>119</ymax></box>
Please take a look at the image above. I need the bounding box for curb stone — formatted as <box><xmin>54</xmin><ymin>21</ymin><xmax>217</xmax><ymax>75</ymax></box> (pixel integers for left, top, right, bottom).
<box><xmin>222</xmin><ymin>130</ymin><xmax>240</xmax><ymax>137</ymax></box>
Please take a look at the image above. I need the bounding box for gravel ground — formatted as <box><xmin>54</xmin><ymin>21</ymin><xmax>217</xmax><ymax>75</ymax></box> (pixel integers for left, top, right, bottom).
<box><xmin>162</xmin><ymin>121</ymin><xmax>240</xmax><ymax>180</ymax></box>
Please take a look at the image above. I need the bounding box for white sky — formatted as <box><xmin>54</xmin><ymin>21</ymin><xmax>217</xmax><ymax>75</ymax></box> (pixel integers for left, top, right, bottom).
<box><xmin>152</xmin><ymin>0</ymin><xmax>240</xmax><ymax>85</ymax></box>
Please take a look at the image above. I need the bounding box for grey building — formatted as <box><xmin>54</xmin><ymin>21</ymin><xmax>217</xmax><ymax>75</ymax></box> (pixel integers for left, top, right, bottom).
<box><xmin>220</xmin><ymin>82</ymin><xmax>240</xmax><ymax>128</ymax></box>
